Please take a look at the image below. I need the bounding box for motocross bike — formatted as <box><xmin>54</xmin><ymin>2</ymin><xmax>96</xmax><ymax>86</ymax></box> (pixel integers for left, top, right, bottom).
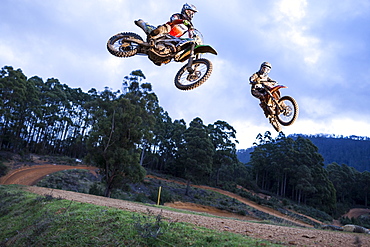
<box><xmin>107</xmin><ymin>20</ymin><xmax>217</xmax><ymax>91</ymax></box>
<box><xmin>260</xmin><ymin>84</ymin><xmax>299</xmax><ymax>132</ymax></box>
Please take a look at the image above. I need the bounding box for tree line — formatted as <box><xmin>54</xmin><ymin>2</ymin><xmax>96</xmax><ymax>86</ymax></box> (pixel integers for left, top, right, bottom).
<box><xmin>249</xmin><ymin>131</ymin><xmax>370</xmax><ymax>216</ymax></box>
<box><xmin>249</xmin><ymin>132</ymin><xmax>337</xmax><ymax>213</ymax></box>
<box><xmin>294</xmin><ymin>134</ymin><xmax>370</xmax><ymax>172</ymax></box>
<box><xmin>238</xmin><ymin>134</ymin><xmax>370</xmax><ymax>172</ymax></box>
<box><xmin>1</xmin><ymin>65</ymin><xmax>369</xmax><ymax>215</ymax></box>
<box><xmin>1</xmin><ymin>66</ymin><xmax>91</xmax><ymax>156</ymax></box>
<box><xmin>1</xmin><ymin>66</ymin><xmax>245</xmax><ymax>197</ymax></box>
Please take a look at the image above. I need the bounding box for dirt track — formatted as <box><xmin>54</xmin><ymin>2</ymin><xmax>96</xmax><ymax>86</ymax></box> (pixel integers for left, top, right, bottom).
<box><xmin>1</xmin><ymin>165</ymin><xmax>316</xmax><ymax>227</ymax></box>
<box><xmin>26</xmin><ymin>186</ymin><xmax>370</xmax><ymax>247</ymax></box>
<box><xmin>2</xmin><ymin>164</ymin><xmax>370</xmax><ymax>246</ymax></box>
<box><xmin>0</xmin><ymin>164</ymin><xmax>97</xmax><ymax>186</ymax></box>
<box><xmin>344</xmin><ymin>208</ymin><xmax>370</xmax><ymax>219</ymax></box>
<box><xmin>147</xmin><ymin>175</ymin><xmax>319</xmax><ymax>228</ymax></box>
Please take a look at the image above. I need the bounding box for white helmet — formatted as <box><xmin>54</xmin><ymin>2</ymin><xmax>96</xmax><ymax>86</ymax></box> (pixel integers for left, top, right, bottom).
<box><xmin>259</xmin><ymin>62</ymin><xmax>272</xmax><ymax>75</ymax></box>
<box><xmin>260</xmin><ymin>62</ymin><xmax>272</xmax><ymax>69</ymax></box>
<box><xmin>181</xmin><ymin>3</ymin><xmax>197</xmax><ymax>21</ymax></box>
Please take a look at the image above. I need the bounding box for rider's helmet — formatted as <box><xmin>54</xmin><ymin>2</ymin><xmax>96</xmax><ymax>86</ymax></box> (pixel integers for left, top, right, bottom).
<box><xmin>181</xmin><ymin>3</ymin><xmax>198</xmax><ymax>21</ymax></box>
<box><xmin>260</xmin><ymin>62</ymin><xmax>272</xmax><ymax>75</ymax></box>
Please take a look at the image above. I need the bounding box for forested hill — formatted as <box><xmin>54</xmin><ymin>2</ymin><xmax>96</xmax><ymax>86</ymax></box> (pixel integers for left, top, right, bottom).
<box><xmin>237</xmin><ymin>134</ymin><xmax>370</xmax><ymax>172</ymax></box>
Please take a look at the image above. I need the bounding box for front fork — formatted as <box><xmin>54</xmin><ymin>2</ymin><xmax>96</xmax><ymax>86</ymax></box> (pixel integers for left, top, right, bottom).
<box><xmin>186</xmin><ymin>43</ymin><xmax>196</xmax><ymax>74</ymax></box>
<box><xmin>265</xmin><ymin>91</ymin><xmax>283</xmax><ymax>115</ymax></box>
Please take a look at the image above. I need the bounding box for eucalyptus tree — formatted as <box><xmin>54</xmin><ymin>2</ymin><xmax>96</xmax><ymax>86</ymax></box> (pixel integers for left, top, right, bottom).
<box><xmin>327</xmin><ymin>162</ymin><xmax>358</xmax><ymax>204</ymax></box>
<box><xmin>0</xmin><ymin>66</ymin><xmax>93</xmax><ymax>155</ymax></box>
<box><xmin>122</xmin><ymin>70</ymin><xmax>158</xmax><ymax>166</ymax></box>
<box><xmin>161</xmin><ymin>119</ymin><xmax>187</xmax><ymax>177</ymax></box>
<box><xmin>249</xmin><ymin>134</ymin><xmax>336</xmax><ymax>213</ymax></box>
<box><xmin>0</xmin><ymin>66</ymin><xmax>39</xmax><ymax>151</ymax></box>
<box><xmin>207</xmin><ymin>120</ymin><xmax>239</xmax><ymax>186</ymax></box>
<box><xmin>176</xmin><ymin>117</ymin><xmax>214</xmax><ymax>185</ymax></box>
<box><xmin>359</xmin><ymin>171</ymin><xmax>370</xmax><ymax>206</ymax></box>
<box><xmin>249</xmin><ymin>132</ymin><xmax>277</xmax><ymax>190</ymax></box>
<box><xmin>85</xmin><ymin>70</ymin><xmax>160</xmax><ymax>197</ymax></box>
<box><xmin>143</xmin><ymin>110</ymin><xmax>182</xmax><ymax>171</ymax></box>
<box><xmin>270</xmin><ymin>136</ymin><xmax>295</xmax><ymax>197</ymax></box>
<box><xmin>23</xmin><ymin>76</ymin><xmax>43</xmax><ymax>147</ymax></box>
<box><xmin>85</xmin><ymin>87</ymin><xmax>147</xmax><ymax>197</ymax></box>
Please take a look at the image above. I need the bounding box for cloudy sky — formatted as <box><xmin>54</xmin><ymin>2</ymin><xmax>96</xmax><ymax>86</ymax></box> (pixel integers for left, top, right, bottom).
<box><xmin>1</xmin><ymin>0</ymin><xmax>369</xmax><ymax>149</ymax></box>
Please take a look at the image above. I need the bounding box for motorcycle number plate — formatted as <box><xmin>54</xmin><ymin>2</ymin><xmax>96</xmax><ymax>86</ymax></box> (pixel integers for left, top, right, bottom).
<box><xmin>169</xmin><ymin>24</ymin><xmax>187</xmax><ymax>37</ymax></box>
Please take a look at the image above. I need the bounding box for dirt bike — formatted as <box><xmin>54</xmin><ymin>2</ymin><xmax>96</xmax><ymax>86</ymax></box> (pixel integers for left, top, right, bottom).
<box><xmin>107</xmin><ymin>20</ymin><xmax>217</xmax><ymax>91</ymax></box>
<box><xmin>260</xmin><ymin>84</ymin><xmax>299</xmax><ymax>132</ymax></box>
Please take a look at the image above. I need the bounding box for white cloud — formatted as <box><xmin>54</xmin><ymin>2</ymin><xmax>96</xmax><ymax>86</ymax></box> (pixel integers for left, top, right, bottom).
<box><xmin>233</xmin><ymin>120</ymin><xmax>273</xmax><ymax>149</ymax></box>
<box><xmin>277</xmin><ymin>0</ymin><xmax>307</xmax><ymax>21</ymax></box>
<box><xmin>299</xmin><ymin>96</ymin><xmax>335</xmax><ymax>118</ymax></box>
<box><xmin>284</xmin><ymin>117</ymin><xmax>370</xmax><ymax>138</ymax></box>
<box><xmin>271</xmin><ymin>0</ymin><xmax>321</xmax><ymax>66</ymax></box>
<box><xmin>0</xmin><ymin>44</ymin><xmax>17</xmax><ymax>64</ymax></box>
<box><xmin>2</xmin><ymin>0</ymin><xmax>370</xmax><ymax>149</ymax></box>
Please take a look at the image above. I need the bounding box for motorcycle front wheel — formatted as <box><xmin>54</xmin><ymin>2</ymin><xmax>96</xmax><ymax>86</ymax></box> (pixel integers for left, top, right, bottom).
<box><xmin>174</xmin><ymin>58</ymin><xmax>212</xmax><ymax>91</ymax></box>
<box><xmin>276</xmin><ymin>96</ymin><xmax>299</xmax><ymax>126</ymax></box>
<box><xmin>107</xmin><ymin>32</ymin><xmax>143</xmax><ymax>58</ymax></box>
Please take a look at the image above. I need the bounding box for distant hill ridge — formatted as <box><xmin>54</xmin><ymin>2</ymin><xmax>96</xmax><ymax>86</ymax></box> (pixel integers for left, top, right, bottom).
<box><xmin>237</xmin><ymin>134</ymin><xmax>370</xmax><ymax>172</ymax></box>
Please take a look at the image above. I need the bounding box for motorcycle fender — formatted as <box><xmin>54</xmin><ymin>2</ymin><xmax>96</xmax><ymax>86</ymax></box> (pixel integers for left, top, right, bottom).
<box><xmin>194</xmin><ymin>45</ymin><xmax>218</xmax><ymax>56</ymax></box>
<box><xmin>270</xmin><ymin>85</ymin><xmax>287</xmax><ymax>94</ymax></box>
<box><xmin>123</xmin><ymin>37</ymin><xmax>145</xmax><ymax>45</ymax></box>
<box><xmin>177</xmin><ymin>45</ymin><xmax>217</xmax><ymax>62</ymax></box>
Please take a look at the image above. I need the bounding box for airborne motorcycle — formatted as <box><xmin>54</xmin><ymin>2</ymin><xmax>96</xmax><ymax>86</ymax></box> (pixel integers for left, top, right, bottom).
<box><xmin>260</xmin><ymin>84</ymin><xmax>299</xmax><ymax>132</ymax></box>
<box><xmin>107</xmin><ymin>20</ymin><xmax>217</xmax><ymax>90</ymax></box>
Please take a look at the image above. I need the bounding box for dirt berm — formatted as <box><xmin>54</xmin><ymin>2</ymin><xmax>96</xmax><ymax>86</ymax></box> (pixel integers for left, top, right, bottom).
<box><xmin>2</xmin><ymin>164</ymin><xmax>370</xmax><ymax>246</ymax></box>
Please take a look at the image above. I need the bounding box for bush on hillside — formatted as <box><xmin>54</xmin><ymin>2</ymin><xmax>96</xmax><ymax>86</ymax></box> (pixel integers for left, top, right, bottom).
<box><xmin>36</xmin><ymin>169</ymin><xmax>100</xmax><ymax>193</ymax></box>
<box><xmin>340</xmin><ymin>215</ymin><xmax>370</xmax><ymax>229</ymax></box>
<box><xmin>0</xmin><ymin>162</ymin><xmax>8</xmax><ymax>177</ymax></box>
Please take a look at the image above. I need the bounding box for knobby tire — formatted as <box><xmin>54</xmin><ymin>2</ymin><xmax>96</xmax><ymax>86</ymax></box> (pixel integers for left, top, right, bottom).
<box><xmin>276</xmin><ymin>96</ymin><xmax>299</xmax><ymax>126</ymax></box>
<box><xmin>174</xmin><ymin>58</ymin><xmax>212</xmax><ymax>91</ymax></box>
<box><xmin>107</xmin><ymin>32</ymin><xmax>143</xmax><ymax>58</ymax></box>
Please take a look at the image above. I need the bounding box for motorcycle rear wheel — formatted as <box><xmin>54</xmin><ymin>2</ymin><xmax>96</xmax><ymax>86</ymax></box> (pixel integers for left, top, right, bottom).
<box><xmin>276</xmin><ymin>96</ymin><xmax>299</xmax><ymax>126</ymax></box>
<box><xmin>107</xmin><ymin>32</ymin><xmax>143</xmax><ymax>58</ymax></box>
<box><xmin>174</xmin><ymin>58</ymin><xmax>212</xmax><ymax>91</ymax></box>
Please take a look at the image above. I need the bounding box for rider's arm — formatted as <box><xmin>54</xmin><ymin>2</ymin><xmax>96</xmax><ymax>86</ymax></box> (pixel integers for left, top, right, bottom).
<box><xmin>267</xmin><ymin>77</ymin><xmax>277</xmax><ymax>84</ymax></box>
<box><xmin>167</xmin><ymin>19</ymin><xmax>192</xmax><ymax>27</ymax></box>
<box><xmin>169</xmin><ymin>13</ymin><xmax>192</xmax><ymax>27</ymax></box>
<box><xmin>249</xmin><ymin>73</ymin><xmax>260</xmax><ymax>84</ymax></box>
<box><xmin>170</xmin><ymin>13</ymin><xmax>182</xmax><ymax>22</ymax></box>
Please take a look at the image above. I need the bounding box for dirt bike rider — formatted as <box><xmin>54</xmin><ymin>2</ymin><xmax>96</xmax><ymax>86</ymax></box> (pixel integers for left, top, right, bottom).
<box><xmin>249</xmin><ymin>62</ymin><xmax>278</xmax><ymax>117</ymax></box>
<box><xmin>148</xmin><ymin>3</ymin><xmax>198</xmax><ymax>39</ymax></box>
<box><xmin>134</xmin><ymin>4</ymin><xmax>197</xmax><ymax>66</ymax></box>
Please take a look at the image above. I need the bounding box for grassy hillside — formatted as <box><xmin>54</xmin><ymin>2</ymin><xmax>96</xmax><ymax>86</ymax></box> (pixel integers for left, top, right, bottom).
<box><xmin>0</xmin><ymin>184</ymin><xmax>281</xmax><ymax>247</ymax></box>
<box><xmin>35</xmin><ymin>169</ymin><xmax>333</xmax><ymax>226</ymax></box>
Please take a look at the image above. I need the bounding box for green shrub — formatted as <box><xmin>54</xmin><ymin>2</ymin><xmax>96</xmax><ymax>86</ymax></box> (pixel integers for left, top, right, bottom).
<box><xmin>236</xmin><ymin>210</ymin><xmax>247</xmax><ymax>216</ymax></box>
<box><xmin>340</xmin><ymin>216</ymin><xmax>370</xmax><ymax>229</ymax></box>
<box><xmin>36</xmin><ymin>169</ymin><xmax>100</xmax><ymax>193</ymax></box>
<box><xmin>149</xmin><ymin>187</ymin><xmax>173</xmax><ymax>205</ymax></box>
<box><xmin>89</xmin><ymin>182</ymin><xmax>105</xmax><ymax>196</ymax></box>
<box><xmin>135</xmin><ymin>193</ymin><xmax>149</xmax><ymax>203</ymax></box>
<box><xmin>0</xmin><ymin>162</ymin><xmax>8</xmax><ymax>177</ymax></box>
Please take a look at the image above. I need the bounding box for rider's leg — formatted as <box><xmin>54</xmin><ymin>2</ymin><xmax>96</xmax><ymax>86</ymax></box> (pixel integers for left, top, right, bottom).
<box><xmin>252</xmin><ymin>89</ymin><xmax>269</xmax><ymax>118</ymax></box>
<box><xmin>150</xmin><ymin>24</ymin><xmax>171</xmax><ymax>38</ymax></box>
<box><xmin>259</xmin><ymin>100</ymin><xmax>270</xmax><ymax>118</ymax></box>
<box><xmin>135</xmin><ymin>19</ymin><xmax>149</xmax><ymax>33</ymax></box>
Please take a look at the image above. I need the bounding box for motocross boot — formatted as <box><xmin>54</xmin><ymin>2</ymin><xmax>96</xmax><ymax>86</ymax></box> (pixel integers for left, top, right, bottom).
<box><xmin>153</xmin><ymin>59</ymin><xmax>171</xmax><ymax>66</ymax></box>
<box><xmin>259</xmin><ymin>103</ymin><xmax>269</xmax><ymax>118</ymax></box>
<box><xmin>269</xmin><ymin>116</ymin><xmax>282</xmax><ymax>132</ymax></box>
<box><xmin>135</xmin><ymin>19</ymin><xmax>149</xmax><ymax>34</ymax></box>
